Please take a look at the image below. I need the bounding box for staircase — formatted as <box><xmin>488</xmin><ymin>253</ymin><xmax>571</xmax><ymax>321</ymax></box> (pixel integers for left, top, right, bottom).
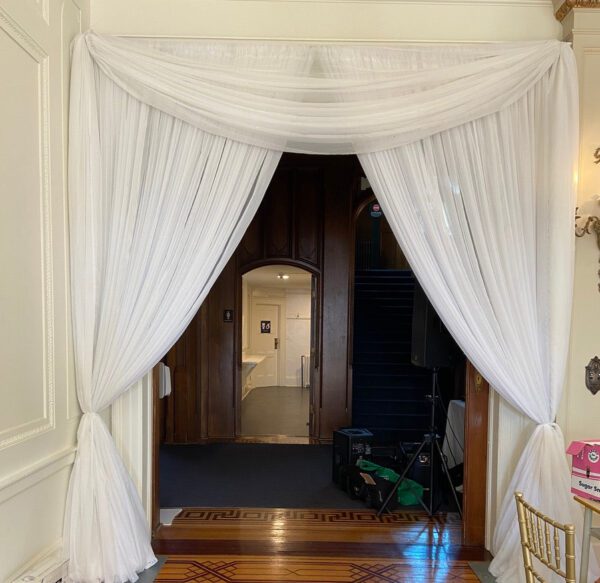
<box><xmin>352</xmin><ymin>270</ymin><xmax>431</xmax><ymax>444</ymax></box>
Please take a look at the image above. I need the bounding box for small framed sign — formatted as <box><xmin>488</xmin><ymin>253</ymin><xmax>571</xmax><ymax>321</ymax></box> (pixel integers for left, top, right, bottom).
<box><xmin>223</xmin><ymin>309</ymin><xmax>234</xmax><ymax>323</ymax></box>
<box><xmin>370</xmin><ymin>202</ymin><xmax>382</xmax><ymax>218</ymax></box>
<box><xmin>261</xmin><ymin>320</ymin><xmax>271</xmax><ymax>334</ymax></box>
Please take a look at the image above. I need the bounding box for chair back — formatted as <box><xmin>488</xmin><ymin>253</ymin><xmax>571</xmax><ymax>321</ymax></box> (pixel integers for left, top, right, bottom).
<box><xmin>514</xmin><ymin>491</ymin><xmax>576</xmax><ymax>583</ymax></box>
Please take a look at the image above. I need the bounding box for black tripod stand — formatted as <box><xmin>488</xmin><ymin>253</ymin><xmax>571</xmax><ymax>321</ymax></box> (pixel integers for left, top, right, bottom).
<box><xmin>376</xmin><ymin>367</ymin><xmax>463</xmax><ymax>518</ymax></box>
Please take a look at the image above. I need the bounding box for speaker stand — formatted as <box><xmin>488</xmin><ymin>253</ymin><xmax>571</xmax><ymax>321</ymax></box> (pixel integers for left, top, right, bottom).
<box><xmin>376</xmin><ymin>368</ymin><xmax>463</xmax><ymax>518</ymax></box>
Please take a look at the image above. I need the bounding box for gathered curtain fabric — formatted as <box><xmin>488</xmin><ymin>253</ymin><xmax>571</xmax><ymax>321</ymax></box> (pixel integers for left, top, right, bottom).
<box><xmin>65</xmin><ymin>36</ymin><xmax>312</xmax><ymax>582</ymax></box>
<box><xmin>68</xmin><ymin>31</ymin><xmax>585</xmax><ymax>583</ymax></box>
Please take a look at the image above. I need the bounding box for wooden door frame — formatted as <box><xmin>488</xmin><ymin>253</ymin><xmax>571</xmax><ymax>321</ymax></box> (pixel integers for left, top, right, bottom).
<box><xmin>462</xmin><ymin>362</ymin><xmax>489</xmax><ymax>546</ymax></box>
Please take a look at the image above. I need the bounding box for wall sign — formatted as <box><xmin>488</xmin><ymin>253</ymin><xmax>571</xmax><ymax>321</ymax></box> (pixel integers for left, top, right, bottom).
<box><xmin>261</xmin><ymin>320</ymin><xmax>271</xmax><ymax>334</ymax></box>
<box><xmin>223</xmin><ymin>309</ymin><xmax>233</xmax><ymax>323</ymax></box>
<box><xmin>370</xmin><ymin>202</ymin><xmax>382</xmax><ymax>218</ymax></box>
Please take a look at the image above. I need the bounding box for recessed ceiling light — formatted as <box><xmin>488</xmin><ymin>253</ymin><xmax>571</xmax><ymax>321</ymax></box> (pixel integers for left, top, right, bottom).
<box><xmin>277</xmin><ymin>273</ymin><xmax>290</xmax><ymax>280</ymax></box>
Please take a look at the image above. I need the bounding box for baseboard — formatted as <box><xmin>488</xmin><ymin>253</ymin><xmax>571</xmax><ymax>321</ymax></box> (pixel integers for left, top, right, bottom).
<box><xmin>9</xmin><ymin>539</ymin><xmax>67</xmax><ymax>583</ymax></box>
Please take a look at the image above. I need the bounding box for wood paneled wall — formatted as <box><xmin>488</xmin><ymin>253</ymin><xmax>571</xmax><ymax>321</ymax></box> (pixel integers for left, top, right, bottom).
<box><xmin>161</xmin><ymin>154</ymin><xmax>362</xmax><ymax>443</ymax></box>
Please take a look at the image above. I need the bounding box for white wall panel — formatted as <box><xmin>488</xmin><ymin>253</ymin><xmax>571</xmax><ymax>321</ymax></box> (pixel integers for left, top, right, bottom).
<box><xmin>558</xmin><ymin>10</ymin><xmax>600</xmax><ymax>561</ymax></box>
<box><xmin>0</xmin><ymin>0</ymin><xmax>89</xmax><ymax>579</ymax></box>
<box><xmin>0</xmin><ymin>21</ymin><xmax>52</xmax><ymax>447</ymax></box>
<box><xmin>559</xmin><ymin>8</ymin><xmax>600</xmax><ymax>474</ymax></box>
<box><xmin>285</xmin><ymin>291</ymin><xmax>311</xmax><ymax>387</ymax></box>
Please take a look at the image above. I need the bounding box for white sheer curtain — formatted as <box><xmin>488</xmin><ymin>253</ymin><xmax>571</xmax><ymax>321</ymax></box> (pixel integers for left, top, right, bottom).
<box><xmin>359</xmin><ymin>64</ymin><xmax>580</xmax><ymax>582</ymax></box>
<box><xmin>67</xmin><ymin>32</ymin><xmax>584</xmax><ymax>583</ymax></box>
<box><xmin>84</xmin><ymin>32</ymin><xmax>561</xmax><ymax>154</ymax></box>
<box><xmin>65</xmin><ymin>36</ymin><xmax>310</xmax><ymax>582</ymax></box>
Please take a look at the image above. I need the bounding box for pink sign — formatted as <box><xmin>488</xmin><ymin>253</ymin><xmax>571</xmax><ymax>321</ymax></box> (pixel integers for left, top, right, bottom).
<box><xmin>566</xmin><ymin>440</ymin><xmax>600</xmax><ymax>501</ymax></box>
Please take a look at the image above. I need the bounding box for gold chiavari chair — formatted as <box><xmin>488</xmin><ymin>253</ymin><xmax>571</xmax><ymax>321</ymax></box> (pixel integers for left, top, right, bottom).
<box><xmin>515</xmin><ymin>492</ymin><xmax>577</xmax><ymax>583</ymax></box>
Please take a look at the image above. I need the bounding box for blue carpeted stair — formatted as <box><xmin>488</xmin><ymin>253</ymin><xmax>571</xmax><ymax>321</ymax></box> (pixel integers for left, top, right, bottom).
<box><xmin>352</xmin><ymin>270</ymin><xmax>431</xmax><ymax>444</ymax></box>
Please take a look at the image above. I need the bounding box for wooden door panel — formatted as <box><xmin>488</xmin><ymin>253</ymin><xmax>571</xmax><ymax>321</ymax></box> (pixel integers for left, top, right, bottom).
<box><xmin>294</xmin><ymin>168</ymin><xmax>321</xmax><ymax>266</ymax></box>
<box><xmin>463</xmin><ymin>361</ymin><xmax>489</xmax><ymax>547</ymax></box>
<box><xmin>164</xmin><ymin>312</ymin><xmax>202</xmax><ymax>443</ymax></box>
<box><xmin>207</xmin><ymin>258</ymin><xmax>237</xmax><ymax>438</ymax></box>
<box><xmin>264</xmin><ymin>170</ymin><xmax>292</xmax><ymax>258</ymax></box>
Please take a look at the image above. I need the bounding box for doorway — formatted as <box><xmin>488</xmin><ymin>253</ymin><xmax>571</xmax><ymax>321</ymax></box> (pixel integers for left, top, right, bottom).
<box><xmin>240</xmin><ymin>265</ymin><xmax>314</xmax><ymax>438</ymax></box>
<box><xmin>150</xmin><ymin>154</ymin><xmax>488</xmax><ymax>548</ymax></box>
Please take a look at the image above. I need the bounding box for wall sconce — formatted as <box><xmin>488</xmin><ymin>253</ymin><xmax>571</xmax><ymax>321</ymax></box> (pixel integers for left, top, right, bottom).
<box><xmin>575</xmin><ymin>195</ymin><xmax>600</xmax><ymax>292</ymax></box>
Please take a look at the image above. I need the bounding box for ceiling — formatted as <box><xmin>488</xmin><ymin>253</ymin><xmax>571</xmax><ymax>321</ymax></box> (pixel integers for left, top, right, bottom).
<box><xmin>243</xmin><ymin>265</ymin><xmax>313</xmax><ymax>289</ymax></box>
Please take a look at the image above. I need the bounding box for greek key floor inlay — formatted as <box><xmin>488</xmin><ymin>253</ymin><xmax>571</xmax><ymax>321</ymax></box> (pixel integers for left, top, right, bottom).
<box><xmin>173</xmin><ymin>507</ymin><xmax>460</xmax><ymax>527</ymax></box>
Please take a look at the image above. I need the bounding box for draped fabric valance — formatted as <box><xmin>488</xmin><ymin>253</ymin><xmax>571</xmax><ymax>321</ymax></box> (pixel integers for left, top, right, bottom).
<box><xmin>66</xmin><ymin>31</ymin><xmax>590</xmax><ymax>583</ymax></box>
<box><xmin>81</xmin><ymin>32</ymin><xmax>570</xmax><ymax>154</ymax></box>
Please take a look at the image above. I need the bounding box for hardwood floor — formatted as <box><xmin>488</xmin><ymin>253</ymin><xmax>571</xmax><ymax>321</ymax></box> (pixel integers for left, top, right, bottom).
<box><xmin>153</xmin><ymin>508</ymin><xmax>490</xmax><ymax>582</ymax></box>
<box><xmin>155</xmin><ymin>555</ymin><xmax>481</xmax><ymax>582</ymax></box>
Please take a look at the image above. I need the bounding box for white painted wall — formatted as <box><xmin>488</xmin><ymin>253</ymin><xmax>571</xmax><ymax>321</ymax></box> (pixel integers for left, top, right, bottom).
<box><xmin>285</xmin><ymin>291</ymin><xmax>311</xmax><ymax>387</ymax></box>
<box><xmin>0</xmin><ymin>0</ymin><xmax>89</xmax><ymax>579</ymax></box>
<box><xmin>560</xmin><ymin>9</ymin><xmax>600</xmax><ymax>445</ymax></box>
<box><xmin>242</xmin><ymin>287</ymin><xmax>311</xmax><ymax>388</ymax></box>
<box><xmin>89</xmin><ymin>0</ymin><xmax>562</xmax><ymax>42</ymax></box>
<box><xmin>557</xmin><ymin>8</ymin><xmax>600</xmax><ymax>559</ymax></box>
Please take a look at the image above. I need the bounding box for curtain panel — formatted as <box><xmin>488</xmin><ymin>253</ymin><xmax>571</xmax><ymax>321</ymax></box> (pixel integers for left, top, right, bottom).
<box><xmin>67</xmin><ymin>32</ymin><xmax>585</xmax><ymax>582</ymax></box>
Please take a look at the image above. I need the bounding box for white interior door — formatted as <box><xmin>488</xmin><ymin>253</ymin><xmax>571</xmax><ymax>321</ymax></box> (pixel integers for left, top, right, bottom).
<box><xmin>251</xmin><ymin>303</ymin><xmax>280</xmax><ymax>387</ymax></box>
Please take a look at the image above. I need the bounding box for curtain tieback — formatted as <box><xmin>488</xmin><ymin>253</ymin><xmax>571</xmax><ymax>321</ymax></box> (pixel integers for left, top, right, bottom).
<box><xmin>532</xmin><ymin>421</ymin><xmax>564</xmax><ymax>439</ymax></box>
<box><xmin>77</xmin><ymin>411</ymin><xmax>103</xmax><ymax>440</ymax></box>
<box><xmin>541</xmin><ymin>421</ymin><xmax>559</xmax><ymax>429</ymax></box>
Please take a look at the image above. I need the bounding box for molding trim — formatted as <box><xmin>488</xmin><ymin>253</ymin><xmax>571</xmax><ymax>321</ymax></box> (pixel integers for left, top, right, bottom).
<box><xmin>61</xmin><ymin>0</ymin><xmax>83</xmax><ymax>422</ymax></box>
<box><xmin>0</xmin><ymin>447</ymin><xmax>77</xmax><ymax>505</ymax></box>
<box><xmin>0</xmin><ymin>7</ymin><xmax>56</xmax><ymax>450</ymax></box>
<box><xmin>7</xmin><ymin>538</ymin><xmax>66</xmax><ymax>583</ymax></box>
<box><xmin>555</xmin><ymin>0</ymin><xmax>600</xmax><ymax>21</ymax></box>
<box><xmin>35</xmin><ymin>0</ymin><xmax>50</xmax><ymax>25</ymax></box>
<box><xmin>7</xmin><ymin>537</ymin><xmax>63</xmax><ymax>582</ymax></box>
<box><xmin>226</xmin><ymin>0</ymin><xmax>553</xmax><ymax>4</ymax></box>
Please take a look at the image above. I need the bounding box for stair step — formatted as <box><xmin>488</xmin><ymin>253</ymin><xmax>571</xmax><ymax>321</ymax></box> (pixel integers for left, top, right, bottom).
<box><xmin>352</xmin><ymin>269</ymin><xmax>432</xmax><ymax>441</ymax></box>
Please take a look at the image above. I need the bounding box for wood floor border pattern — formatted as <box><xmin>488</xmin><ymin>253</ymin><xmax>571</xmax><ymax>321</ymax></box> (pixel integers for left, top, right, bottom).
<box><xmin>155</xmin><ymin>555</ymin><xmax>480</xmax><ymax>583</ymax></box>
<box><xmin>172</xmin><ymin>508</ymin><xmax>461</xmax><ymax>528</ymax></box>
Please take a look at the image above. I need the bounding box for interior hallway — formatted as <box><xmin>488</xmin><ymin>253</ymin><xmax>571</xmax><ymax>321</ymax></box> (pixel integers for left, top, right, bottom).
<box><xmin>241</xmin><ymin>386</ymin><xmax>310</xmax><ymax>437</ymax></box>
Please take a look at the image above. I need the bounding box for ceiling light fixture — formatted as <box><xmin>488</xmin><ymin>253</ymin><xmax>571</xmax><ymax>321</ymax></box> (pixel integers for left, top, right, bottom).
<box><xmin>277</xmin><ymin>273</ymin><xmax>290</xmax><ymax>280</ymax></box>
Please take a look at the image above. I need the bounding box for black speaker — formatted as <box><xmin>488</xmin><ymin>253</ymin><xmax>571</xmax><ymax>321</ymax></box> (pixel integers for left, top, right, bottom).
<box><xmin>411</xmin><ymin>282</ymin><xmax>460</xmax><ymax>369</ymax></box>
<box><xmin>332</xmin><ymin>428</ymin><xmax>373</xmax><ymax>484</ymax></box>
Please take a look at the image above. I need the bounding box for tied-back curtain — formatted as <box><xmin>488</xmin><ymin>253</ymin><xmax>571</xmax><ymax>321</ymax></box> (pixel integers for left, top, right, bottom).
<box><xmin>67</xmin><ymin>31</ymin><xmax>585</xmax><ymax>583</ymax></box>
<box><xmin>359</xmin><ymin>70</ymin><xmax>579</xmax><ymax>583</ymax></box>
<box><xmin>323</xmin><ymin>44</ymin><xmax>581</xmax><ymax>580</ymax></box>
<box><xmin>66</xmin><ymin>36</ymin><xmax>311</xmax><ymax>582</ymax></box>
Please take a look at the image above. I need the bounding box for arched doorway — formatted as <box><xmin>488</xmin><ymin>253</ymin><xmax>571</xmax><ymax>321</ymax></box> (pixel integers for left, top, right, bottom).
<box><xmin>239</xmin><ymin>265</ymin><xmax>315</xmax><ymax>439</ymax></box>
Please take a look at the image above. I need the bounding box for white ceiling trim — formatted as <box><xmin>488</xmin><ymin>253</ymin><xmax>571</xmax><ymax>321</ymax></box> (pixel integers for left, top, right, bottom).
<box><xmin>226</xmin><ymin>0</ymin><xmax>553</xmax><ymax>6</ymax></box>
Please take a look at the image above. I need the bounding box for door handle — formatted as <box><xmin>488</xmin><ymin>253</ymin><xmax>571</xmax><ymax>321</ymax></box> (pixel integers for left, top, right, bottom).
<box><xmin>274</xmin><ymin>338</ymin><xmax>279</xmax><ymax>349</ymax></box>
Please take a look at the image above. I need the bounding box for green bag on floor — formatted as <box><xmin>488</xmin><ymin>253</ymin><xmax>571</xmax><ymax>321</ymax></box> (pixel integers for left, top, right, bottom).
<box><xmin>356</xmin><ymin>459</ymin><xmax>424</xmax><ymax>506</ymax></box>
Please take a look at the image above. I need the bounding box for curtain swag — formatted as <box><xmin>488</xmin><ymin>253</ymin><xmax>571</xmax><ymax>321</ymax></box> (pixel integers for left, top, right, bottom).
<box><xmin>67</xmin><ymin>30</ymin><xmax>592</xmax><ymax>583</ymax></box>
